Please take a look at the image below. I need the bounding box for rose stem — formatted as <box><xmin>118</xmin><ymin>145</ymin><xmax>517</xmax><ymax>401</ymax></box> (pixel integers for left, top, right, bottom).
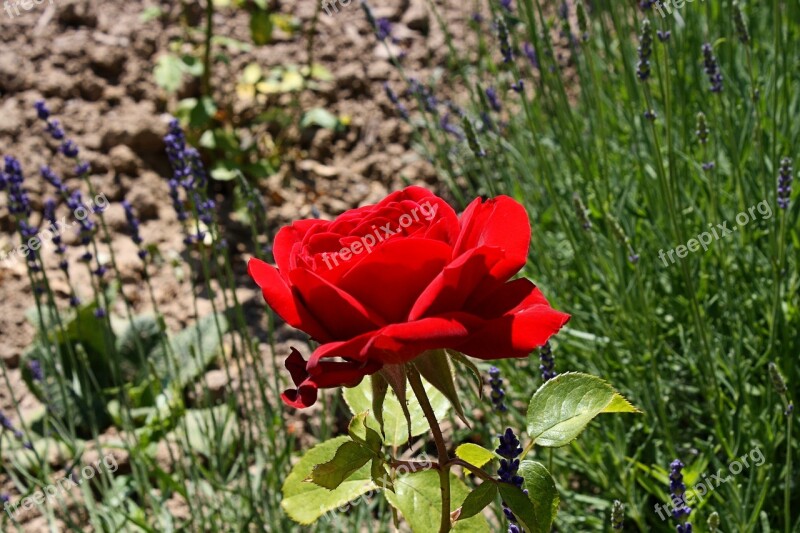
<box><xmin>407</xmin><ymin>365</ymin><xmax>452</xmax><ymax>533</ymax></box>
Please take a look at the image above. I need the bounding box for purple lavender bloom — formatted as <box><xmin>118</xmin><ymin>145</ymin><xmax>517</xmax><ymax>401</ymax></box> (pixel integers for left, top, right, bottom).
<box><xmin>60</xmin><ymin>140</ymin><xmax>80</xmax><ymax>158</ymax></box>
<box><xmin>488</xmin><ymin>366</ymin><xmax>508</xmax><ymax>412</ymax></box>
<box><xmin>558</xmin><ymin>1</ymin><xmax>569</xmax><ymax>20</ymax></box>
<box><xmin>46</xmin><ymin>119</ymin><xmax>65</xmax><ymax>141</ymax></box>
<box><xmin>637</xmin><ymin>20</ymin><xmax>653</xmax><ymax>81</ymax></box>
<box><xmin>511</xmin><ymin>80</ymin><xmax>524</xmax><ymax>93</ymax></box>
<box><xmin>669</xmin><ymin>459</ymin><xmax>692</xmax><ymax>531</ymax></box>
<box><xmin>28</xmin><ymin>360</ymin><xmax>43</xmax><ymax>382</ymax></box>
<box><xmin>439</xmin><ymin>113</ymin><xmax>464</xmax><ymax>141</ymax></box>
<box><xmin>94</xmin><ymin>308</ymin><xmax>107</xmax><ymax>319</ymax></box>
<box><xmin>500</xmin><ymin>0</ymin><xmax>513</xmax><ymax>12</ymax></box>
<box><xmin>471</xmin><ymin>12</ymin><xmax>483</xmax><ymax>24</ymax></box>
<box><xmin>122</xmin><ymin>200</ymin><xmax>144</xmax><ymax>246</ymax></box>
<box><xmin>0</xmin><ymin>410</ymin><xmax>28</xmax><ymax>446</ymax></box>
<box><xmin>384</xmin><ymin>83</ymin><xmax>409</xmax><ymax>120</ymax></box>
<box><xmin>41</xmin><ymin>166</ymin><xmax>67</xmax><ymax>193</ymax></box>
<box><xmin>702</xmin><ymin>43</ymin><xmax>723</xmax><ymax>93</ymax></box>
<box><xmin>43</xmin><ymin>198</ymin><xmax>69</xmax><ymax>272</ymax></box>
<box><xmin>497</xmin><ymin>18</ymin><xmax>513</xmax><ymax>63</ymax></box>
<box><xmin>657</xmin><ymin>30</ymin><xmax>671</xmax><ymax>42</ymax></box>
<box><xmin>486</xmin><ymin>87</ymin><xmax>502</xmax><ymax>112</ymax></box>
<box><xmin>523</xmin><ymin>42</ymin><xmax>539</xmax><ymax>70</ymax></box>
<box><xmin>539</xmin><ymin>342</ymin><xmax>556</xmax><ymax>381</ymax></box>
<box><xmin>777</xmin><ymin>157</ymin><xmax>793</xmax><ymax>209</ymax></box>
<box><xmin>375</xmin><ymin>18</ymin><xmax>392</xmax><ymax>41</ymax></box>
<box><xmin>34</xmin><ymin>100</ymin><xmax>50</xmax><ymax>120</ymax></box>
<box><xmin>4</xmin><ymin>156</ymin><xmax>31</xmax><ymax>217</ymax></box>
<box><xmin>75</xmin><ymin>161</ymin><xmax>91</xmax><ymax>176</ymax></box>
<box><xmin>496</xmin><ymin>428</ymin><xmax>526</xmax><ymax>532</ymax></box>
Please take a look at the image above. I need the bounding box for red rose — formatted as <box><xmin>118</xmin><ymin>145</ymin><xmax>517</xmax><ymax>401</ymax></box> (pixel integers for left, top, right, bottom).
<box><xmin>248</xmin><ymin>186</ymin><xmax>569</xmax><ymax>408</ymax></box>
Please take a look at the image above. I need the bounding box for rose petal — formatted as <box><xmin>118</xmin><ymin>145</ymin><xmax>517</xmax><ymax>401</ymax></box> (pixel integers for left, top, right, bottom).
<box><xmin>452</xmin><ymin>195</ymin><xmax>531</xmax><ymax>281</ymax></box>
<box><xmin>289</xmin><ymin>268</ymin><xmax>388</xmax><ymax>339</ymax></box>
<box><xmin>247</xmin><ymin>258</ymin><xmax>332</xmax><ymax>342</ymax></box>
<box><xmin>339</xmin><ymin>238</ymin><xmax>453</xmax><ymax>323</ymax></box>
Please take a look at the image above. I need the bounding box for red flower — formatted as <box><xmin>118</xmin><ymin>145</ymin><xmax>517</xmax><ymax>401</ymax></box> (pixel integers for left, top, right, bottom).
<box><xmin>248</xmin><ymin>186</ymin><xmax>569</xmax><ymax>408</ymax></box>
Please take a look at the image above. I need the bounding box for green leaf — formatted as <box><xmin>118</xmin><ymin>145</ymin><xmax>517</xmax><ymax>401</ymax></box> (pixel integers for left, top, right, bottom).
<box><xmin>311</xmin><ymin>441</ymin><xmax>374</xmax><ymax>490</ymax></box>
<box><xmin>178</xmin><ymin>405</ymin><xmax>238</xmax><ymax>457</ymax></box>
<box><xmin>518</xmin><ymin>461</ymin><xmax>559</xmax><ymax>533</ymax></box>
<box><xmin>371</xmin><ymin>458</ymin><xmax>393</xmax><ymax>491</ymax></box>
<box><xmin>526</xmin><ymin>372</ymin><xmax>639</xmax><ymax>447</ymax></box>
<box><xmin>414</xmin><ymin>350</ymin><xmax>469</xmax><ymax>426</ymax></box>
<box><xmin>300</xmin><ymin>108</ymin><xmax>340</xmax><ymax>130</ymax></box>
<box><xmin>371</xmin><ymin>372</ymin><xmax>389</xmax><ymax>438</ymax></box>
<box><xmin>447</xmin><ymin>350</ymin><xmax>483</xmax><ymax>398</ymax></box>
<box><xmin>281</xmin><ymin>436</ymin><xmax>377</xmax><ymax>525</ymax></box>
<box><xmin>458</xmin><ymin>481</ymin><xmax>497</xmax><ymax>521</ymax></box>
<box><xmin>154</xmin><ymin>53</ymin><xmax>184</xmax><ymax>93</ymax></box>
<box><xmin>455</xmin><ymin>443</ymin><xmax>496</xmax><ymax>469</ymax></box>
<box><xmin>342</xmin><ymin>374</ymin><xmax>449</xmax><ymax>446</ymax></box>
<box><xmin>348</xmin><ymin>412</ymin><xmax>382</xmax><ymax>454</ymax></box>
<box><xmin>384</xmin><ymin>470</ymin><xmax>490</xmax><ymax>533</ymax></box>
<box><xmin>497</xmin><ymin>483</ymin><xmax>537</xmax><ymax>533</ymax></box>
<box><xmin>250</xmin><ymin>10</ymin><xmax>273</xmax><ymax>45</ymax></box>
<box><xmin>150</xmin><ymin>313</ymin><xmax>228</xmax><ymax>388</ymax></box>
<box><xmin>210</xmin><ymin>163</ymin><xmax>242</xmax><ymax>182</ymax></box>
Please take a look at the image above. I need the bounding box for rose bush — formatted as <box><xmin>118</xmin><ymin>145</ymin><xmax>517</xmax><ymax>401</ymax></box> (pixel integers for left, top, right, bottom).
<box><xmin>248</xmin><ymin>186</ymin><xmax>569</xmax><ymax>408</ymax></box>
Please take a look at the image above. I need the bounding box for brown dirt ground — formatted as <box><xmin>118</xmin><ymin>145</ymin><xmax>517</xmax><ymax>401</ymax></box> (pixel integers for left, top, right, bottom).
<box><xmin>0</xmin><ymin>0</ymin><xmax>486</xmax><ymax>527</ymax></box>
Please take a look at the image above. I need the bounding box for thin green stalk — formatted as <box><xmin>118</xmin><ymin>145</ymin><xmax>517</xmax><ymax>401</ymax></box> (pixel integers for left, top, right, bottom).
<box><xmin>407</xmin><ymin>365</ymin><xmax>451</xmax><ymax>533</ymax></box>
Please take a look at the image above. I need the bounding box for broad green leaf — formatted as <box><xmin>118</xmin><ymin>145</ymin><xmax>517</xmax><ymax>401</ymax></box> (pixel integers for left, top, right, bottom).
<box><xmin>250</xmin><ymin>10</ymin><xmax>273</xmax><ymax>45</ymax></box>
<box><xmin>178</xmin><ymin>405</ymin><xmax>237</xmax><ymax>457</ymax></box>
<box><xmin>240</xmin><ymin>62</ymin><xmax>263</xmax><ymax>84</ymax></box>
<box><xmin>342</xmin><ymin>374</ymin><xmax>449</xmax><ymax>446</ymax></box>
<box><xmin>371</xmin><ymin>458</ymin><xmax>393</xmax><ymax>490</ymax></box>
<box><xmin>458</xmin><ymin>481</ymin><xmax>497</xmax><ymax>521</ymax></box>
<box><xmin>282</xmin><ymin>436</ymin><xmax>377</xmax><ymax>525</ymax></box>
<box><xmin>300</xmin><ymin>108</ymin><xmax>339</xmax><ymax>130</ymax></box>
<box><xmin>518</xmin><ymin>461</ymin><xmax>559</xmax><ymax>533</ymax></box>
<box><xmin>347</xmin><ymin>412</ymin><xmax>382</xmax><ymax>454</ymax></box>
<box><xmin>526</xmin><ymin>372</ymin><xmax>639</xmax><ymax>447</ymax></box>
<box><xmin>497</xmin><ymin>483</ymin><xmax>537</xmax><ymax>533</ymax></box>
<box><xmin>455</xmin><ymin>443</ymin><xmax>496</xmax><ymax>469</ymax></box>
<box><xmin>154</xmin><ymin>53</ymin><xmax>184</xmax><ymax>93</ymax></box>
<box><xmin>414</xmin><ymin>350</ymin><xmax>469</xmax><ymax>426</ymax></box>
<box><xmin>384</xmin><ymin>470</ymin><xmax>490</xmax><ymax>533</ymax></box>
<box><xmin>150</xmin><ymin>313</ymin><xmax>229</xmax><ymax>388</ymax></box>
<box><xmin>311</xmin><ymin>441</ymin><xmax>374</xmax><ymax>490</ymax></box>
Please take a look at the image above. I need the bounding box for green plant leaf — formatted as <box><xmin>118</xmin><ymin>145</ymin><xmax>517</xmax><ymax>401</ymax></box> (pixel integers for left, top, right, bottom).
<box><xmin>150</xmin><ymin>312</ymin><xmax>229</xmax><ymax>388</ymax></box>
<box><xmin>518</xmin><ymin>461</ymin><xmax>559</xmax><ymax>533</ymax></box>
<box><xmin>342</xmin><ymin>374</ymin><xmax>449</xmax><ymax>446</ymax></box>
<box><xmin>371</xmin><ymin>372</ymin><xmax>389</xmax><ymax>438</ymax></box>
<box><xmin>250</xmin><ymin>10</ymin><xmax>273</xmax><ymax>45</ymax></box>
<box><xmin>458</xmin><ymin>481</ymin><xmax>497</xmax><ymax>521</ymax></box>
<box><xmin>455</xmin><ymin>443</ymin><xmax>496</xmax><ymax>469</ymax></box>
<box><xmin>526</xmin><ymin>372</ymin><xmax>639</xmax><ymax>447</ymax></box>
<box><xmin>384</xmin><ymin>470</ymin><xmax>490</xmax><ymax>532</ymax></box>
<box><xmin>497</xmin><ymin>483</ymin><xmax>537</xmax><ymax>533</ymax></box>
<box><xmin>178</xmin><ymin>405</ymin><xmax>238</xmax><ymax>457</ymax></box>
<box><xmin>311</xmin><ymin>441</ymin><xmax>374</xmax><ymax>490</ymax></box>
<box><xmin>300</xmin><ymin>108</ymin><xmax>340</xmax><ymax>130</ymax></box>
<box><xmin>348</xmin><ymin>412</ymin><xmax>382</xmax><ymax>454</ymax></box>
<box><xmin>414</xmin><ymin>350</ymin><xmax>469</xmax><ymax>426</ymax></box>
<box><xmin>281</xmin><ymin>436</ymin><xmax>377</xmax><ymax>525</ymax></box>
<box><xmin>154</xmin><ymin>53</ymin><xmax>184</xmax><ymax>93</ymax></box>
<box><xmin>447</xmin><ymin>350</ymin><xmax>483</xmax><ymax>398</ymax></box>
